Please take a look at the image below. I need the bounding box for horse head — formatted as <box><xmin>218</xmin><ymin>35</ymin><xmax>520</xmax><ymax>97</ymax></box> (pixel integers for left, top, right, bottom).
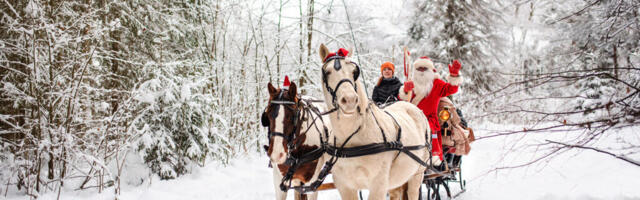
<box><xmin>318</xmin><ymin>44</ymin><xmax>365</xmax><ymax>117</ymax></box>
<box><xmin>261</xmin><ymin>79</ymin><xmax>305</xmax><ymax>165</ymax></box>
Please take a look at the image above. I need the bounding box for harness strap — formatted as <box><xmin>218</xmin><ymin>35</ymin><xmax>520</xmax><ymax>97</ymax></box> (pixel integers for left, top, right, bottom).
<box><xmin>383</xmin><ymin>110</ymin><xmax>403</xmax><ymax>141</ymax></box>
<box><xmin>270</xmin><ymin>100</ymin><xmax>295</xmax><ymax>105</ymax></box>
<box><xmin>283</xmin><ymin>147</ymin><xmax>325</xmax><ymax>168</ymax></box>
<box><xmin>269</xmin><ymin>131</ymin><xmax>287</xmax><ymax>138</ymax></box>
<box><xmin>303</xmin><ymin>99</ymin><xmax>331</xmax><ymax>147</ymax></box>
<box><xmin>324</xmin><ymin>142</ymin><xmax>428</xmax><ymax>166</ymax></box>
<box><xmin>279</xmin><ymin>123</ymin><xmax>358</xmax><ymax>192</ymax></box>
<box><xmin>320</xmin><ymin>107</ymin><xmax>339</xmax><ymax>115</ymax></box>
<box><xmin>370</xmin><ymin>104</ymin><xmax>388</xmax><ymax>143</ymax></box>
<box><xmin>287</xmin><ymin>154</ymin><xmax>337</xmax><ymax>193</ymax></box>
<box><xmin>326</xmin><ymin>78</ymin><xmax>357</xmax><ymax>113</ymax></box>
<box><xmin>278</xmin><ymin>99</ymin><xmax>331</xmax><ymax>192</ymax></box>
<box><xmin>323</xmin><ymin>105</ymin><xmax>428</xmax><ymax>166</ymax></box>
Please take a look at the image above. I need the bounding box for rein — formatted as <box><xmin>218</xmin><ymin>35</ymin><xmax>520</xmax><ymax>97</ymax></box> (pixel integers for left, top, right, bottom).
<box><xmin>276</xmin><ymin>98</ymin><xmax>332</xmax><ymax>193</ymax></box>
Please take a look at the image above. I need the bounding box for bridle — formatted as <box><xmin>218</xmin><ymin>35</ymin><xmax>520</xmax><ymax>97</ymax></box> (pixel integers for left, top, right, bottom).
<box><xmin>261</xmin><ymin>91</ymin><xmax>331</xmax><ymax>193</ymax></box>
<box><xmin>261</xmin><ymin>90</ymin><xmax>303</xmax><ymax>152</ymax></box>
<box><xmin>321</xmin><ymin>55</ymin><xmax>361</xmax><ymax>114</ymax></box>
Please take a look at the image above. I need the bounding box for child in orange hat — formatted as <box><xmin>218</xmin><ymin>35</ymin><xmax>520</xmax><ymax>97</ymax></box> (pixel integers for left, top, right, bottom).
<box><xmin>372</xmin><ymin>62</ymin><xmax>403</xmax><ymax>105</ymax></box>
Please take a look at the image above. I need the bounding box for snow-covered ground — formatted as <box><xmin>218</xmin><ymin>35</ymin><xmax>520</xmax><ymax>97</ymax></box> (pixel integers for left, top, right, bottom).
<box><xmin>6</xmin><ymin>124</ymin><xmax>640</xmax><ymax>200</ymax></box>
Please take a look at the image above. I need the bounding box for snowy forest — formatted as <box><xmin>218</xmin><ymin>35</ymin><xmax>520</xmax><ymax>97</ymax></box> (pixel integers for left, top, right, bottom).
<box><xmin>1</xmin><ymin>0</ymin><xmax>638</xmax><ymax>199</ymax></box>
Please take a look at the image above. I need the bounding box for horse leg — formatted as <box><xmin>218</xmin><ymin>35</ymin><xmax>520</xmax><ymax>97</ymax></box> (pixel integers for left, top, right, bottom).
<box><xmin>293</xmin><ymin>191</ymin><xmax>307</xmax><ymax>200</ymax></box>
<box><xmin>272</xmin><ymin>168</ymin><xmax>287</xmax><ymax>200</ymax></box>
<box><xmin>389</xmin><ymin>183</ymin><xmax>408</xmax><ymax>200</ymax></box>
<box><xmin>336</xmin><ymin>186</ymin><xmax>359</xmax><ymax>200</ymax></box>
<box><xmin>274</xmin><ymin>188</ymin><xmax>287</xmax><ymax>200</ymax></box>
<box><xmin>406</xmin><ymin>171</ymin><xmax>425</xmax><ymax>200</ymax></box>
<box><xmin>308</xmin><ymin>191</ymin><xmax>318</xmax><ymax>200</ymax></box>
<box><xmin>367</xmin><ymin>172</ymin><xmax>390</xmax><ymax>200</ymax></box>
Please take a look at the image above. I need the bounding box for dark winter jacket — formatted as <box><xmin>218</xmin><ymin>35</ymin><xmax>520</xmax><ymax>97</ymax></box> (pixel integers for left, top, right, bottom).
<box><xmin>372</xmin><ymin>77</ymin><xmax>403</xmax><ymax>105</ymax></box>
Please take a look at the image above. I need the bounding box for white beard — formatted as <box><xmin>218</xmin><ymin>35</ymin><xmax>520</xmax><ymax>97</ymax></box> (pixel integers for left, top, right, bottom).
<box><xmin>411</xmin><ymin>70</ymin><xmax>435</xmax><ymax>104</ymax></box>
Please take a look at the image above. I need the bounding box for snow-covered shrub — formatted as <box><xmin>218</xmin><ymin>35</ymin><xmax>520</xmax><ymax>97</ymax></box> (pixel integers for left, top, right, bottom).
<box><xmin>132</xmin><ymin>67</ymin><xmax>229</xmax><ymax>179</ymax></box>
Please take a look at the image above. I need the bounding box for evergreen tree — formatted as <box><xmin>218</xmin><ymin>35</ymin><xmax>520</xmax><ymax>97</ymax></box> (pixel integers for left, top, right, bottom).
<box><xmin>409</xmin><ymin>0</ymin><xmax>505</xmax><ymax>95</ymax></box>
<box><xmin>133</xmin><ymin>68</ymin><xmax>223</xmax><ymax>179</ymax></box>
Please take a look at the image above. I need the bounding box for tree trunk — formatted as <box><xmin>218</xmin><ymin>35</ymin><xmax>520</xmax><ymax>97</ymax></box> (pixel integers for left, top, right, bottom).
<box><xmin>276</xmin><ymin>0</ymin><xmax>283</xmax><ymax>83</ymax></box>
<box><xmin>612</xmin><ymin>44</ymin><xmax>618</xmax><ymax>78</ymax></box>
<box><xmin>301</xmin><ymin>0</ymin><xmax>315</xmax><ymax>95</ymax></box>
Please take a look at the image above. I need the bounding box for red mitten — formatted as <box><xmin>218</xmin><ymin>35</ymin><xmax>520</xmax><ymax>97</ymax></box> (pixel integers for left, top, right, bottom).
<box><xmin>403</xmin><ymin>81</ymin><xmax>414</xmax><ymax>93</ymax></box>
<box><xmin>448</xmin><ymin>60</ymin><xmax>462</xmax><ymax>76</ymax></box>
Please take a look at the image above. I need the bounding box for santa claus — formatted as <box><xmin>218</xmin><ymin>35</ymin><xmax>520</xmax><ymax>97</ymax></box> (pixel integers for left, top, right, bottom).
<box><xmin>398</xmin><ymin>57</ymin><xmax>463</xmax><ymax>165</ymax></box>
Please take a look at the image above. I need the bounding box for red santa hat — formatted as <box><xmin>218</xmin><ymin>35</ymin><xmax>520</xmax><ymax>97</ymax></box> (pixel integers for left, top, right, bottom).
<box><xmin>283</xmin><ymin>75</ymin><xmax>290</xmax><ymax>90</ymax></box>
<box><xmin>413</xmin><ymin>56</ymin><xmax>440</xmax><ymax>80</ymax></box>
<box><xmin>413</xmin><ymin>56</ymin><xmax>436</xmax><ymax>71</ymax></box>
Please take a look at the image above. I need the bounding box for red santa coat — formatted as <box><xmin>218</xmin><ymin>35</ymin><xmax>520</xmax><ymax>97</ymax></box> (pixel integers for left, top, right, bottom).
<box><xmin>400</xmin><ymin>78</ymin><xmax>459</xmax><ymax>160</ymax></box>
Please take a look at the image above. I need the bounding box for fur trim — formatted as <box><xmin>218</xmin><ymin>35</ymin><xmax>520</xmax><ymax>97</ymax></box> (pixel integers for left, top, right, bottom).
<box><xmin>411</xmin><ymin>90</ymin><xmax>426</xmax><ymax>105</ymax></box>
<box><xmin>413</xmin><ymin>59</ymin><xmax>435</xmax><ymax>70</ymax></box>
<box><xmin>447</xmin><ymin>75</ymin><xmax>463</xmax><ymax>86</ymax></box>
<box><xmin>431</xmin><ymin>156</ymin><xmax>442</xmax><ymax>166</ymax></box>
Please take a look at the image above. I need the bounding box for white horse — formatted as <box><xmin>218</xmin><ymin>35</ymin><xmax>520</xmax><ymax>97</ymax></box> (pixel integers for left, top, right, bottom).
<box><xmin>262</xmin><ymin>81</ymin><xmax>331</xmax><ymax>200</ymax></box>
<box><xmin>317</xmin><ymin>44</ymin><xmax>431</xmax><ymax>200</ymax></box>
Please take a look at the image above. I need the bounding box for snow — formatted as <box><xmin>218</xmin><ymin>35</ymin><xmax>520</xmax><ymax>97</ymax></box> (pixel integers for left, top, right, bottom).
<box><xmin>459</xmin><ymin>124</ymin><xmax>640</xmax><ymax>200</ymax></box>
<box><xmin>5</xmin><ymin>124</ymin><xmax>638</xmax><ymax>200</ymax></box>
<box><xmin>2</xmin><ymin>0</ymin><xmax>638</xmax><ymax>199</ymax></box>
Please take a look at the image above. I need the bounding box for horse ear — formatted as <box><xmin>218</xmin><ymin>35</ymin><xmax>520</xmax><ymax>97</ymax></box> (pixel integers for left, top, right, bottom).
<box><xmin>346</xmin><ymin>47</ymin><xmax>353</xmax><ymax>57</ymax></box>
<box><xmin>267</xmin><ymin>82</ymin><xmax>277</xmax><ymax>95</ymax></box>
<box><xmin>288</xmin><ymin>82</ymin><xmax>297</xmax><ymax>97</ymax></box>
<box><xmin>319</xmin><ymin>44</ymin><xmax>329</xmax><ymax>62</ymax></box>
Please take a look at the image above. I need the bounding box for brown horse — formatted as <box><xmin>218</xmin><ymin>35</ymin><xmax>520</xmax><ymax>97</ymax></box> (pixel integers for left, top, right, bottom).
<box><xmin>261</xmin><ymin>81</ymin><xmax>331</xmax><ymax>200</ymax></box>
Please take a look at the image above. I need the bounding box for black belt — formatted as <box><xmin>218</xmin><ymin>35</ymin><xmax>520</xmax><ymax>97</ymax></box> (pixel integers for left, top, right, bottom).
<box><xmin>283</xmin><ymin>147</ymin><xmax>325</xmax><ymax>167</ymax></box>
<box><xmin>324</xmin><ymin>141</ymin><xmax>428</xmax><ymax>166</ymax></box>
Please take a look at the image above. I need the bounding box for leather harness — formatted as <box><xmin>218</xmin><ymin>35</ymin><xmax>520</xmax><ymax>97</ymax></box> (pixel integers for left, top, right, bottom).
<box><xmin>262</xmin><ymin>53</ymin><xmax>432</xmax><ymax>194</ymax></box>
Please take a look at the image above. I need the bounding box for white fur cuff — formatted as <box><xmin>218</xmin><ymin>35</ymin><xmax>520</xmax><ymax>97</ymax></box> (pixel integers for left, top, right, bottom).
<box><xmin>447</xmin><ymin>75</ymin><xmax>463</xmax><ymax>86</ymax></box>
<box><xmin>431</xmin><ymin>156</ymin><xmax>442</xmax><ymax>166</ymax></box>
